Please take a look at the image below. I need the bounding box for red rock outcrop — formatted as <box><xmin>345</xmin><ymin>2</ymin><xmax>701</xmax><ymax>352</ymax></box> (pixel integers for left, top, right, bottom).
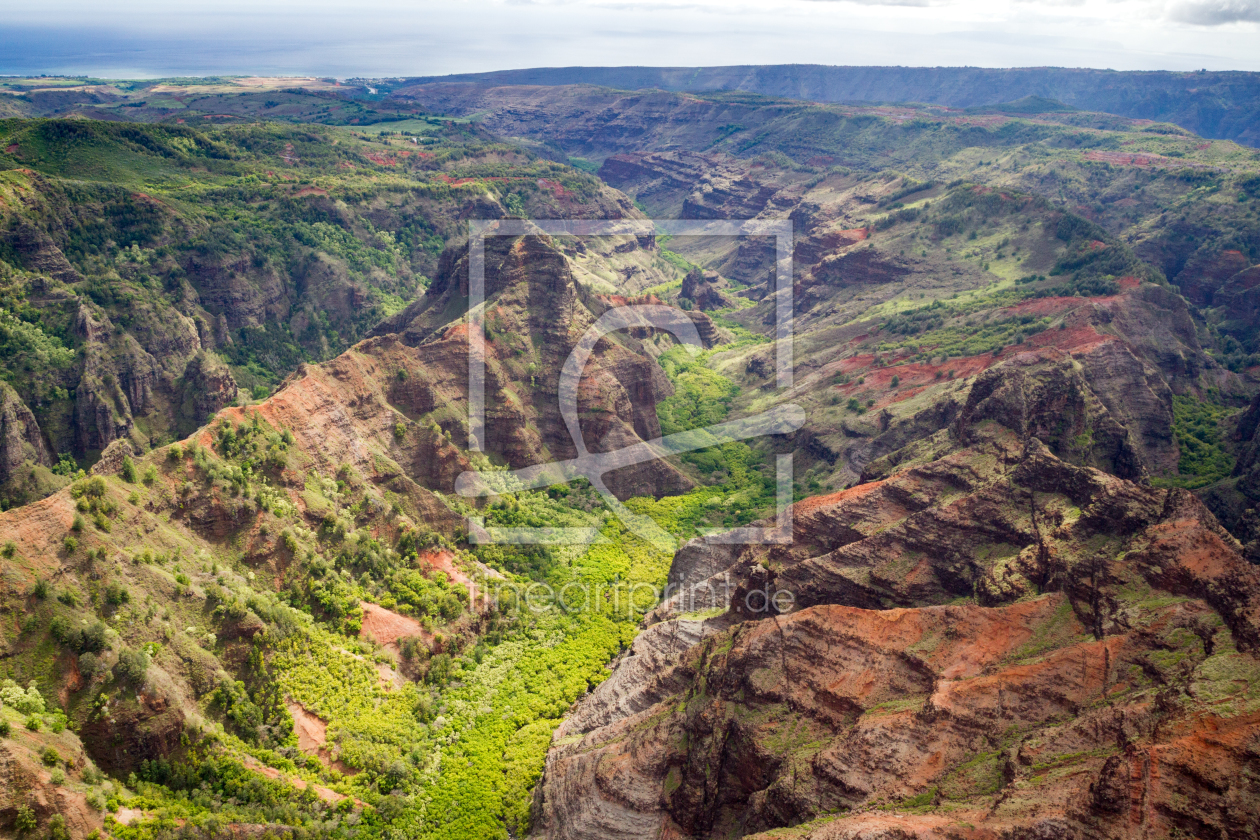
<box><xmin>534</xmin><ymin>432</ymin><xmax>1260</xmax><ymax>839</ymax></box>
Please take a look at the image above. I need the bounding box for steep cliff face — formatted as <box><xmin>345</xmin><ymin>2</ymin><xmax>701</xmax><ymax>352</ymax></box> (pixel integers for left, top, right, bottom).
<box><xmin>535</xmin><ymin>422</ymin><xmax>1260</xmax><ymax>840</ymax></box>
<box><xmin>0</xmin><ymin>381</ymin><xmax>52</xmax><ymax>484</ymax></box>
<box><xmin>373</xmin><ymin>206</ymin><xmax>691</xmax><ymax>499</ymax></box>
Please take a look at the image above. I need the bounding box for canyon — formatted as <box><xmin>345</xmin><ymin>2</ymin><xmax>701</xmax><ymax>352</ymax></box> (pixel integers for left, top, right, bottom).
<box><xmin>0</xmin><ymin>71</ymin><xmax>1259</xmax><ymax>840</ymax></box>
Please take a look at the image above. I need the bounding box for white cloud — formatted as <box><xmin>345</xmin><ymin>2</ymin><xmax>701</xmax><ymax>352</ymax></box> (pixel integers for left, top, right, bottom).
<box><xmin>800</xmin><ymin>0</ymin><xmax>934</xmax><ymax>7</ymax></box>
<box><xmin>1167</xmin><ymin>0</ymin><xmax>1260</xmax><ymax>23</ymax></box>
<box><xmin>0</xmin><ymin>0</ymin><xmax>1258</xmax><ymax>75</ymax></box>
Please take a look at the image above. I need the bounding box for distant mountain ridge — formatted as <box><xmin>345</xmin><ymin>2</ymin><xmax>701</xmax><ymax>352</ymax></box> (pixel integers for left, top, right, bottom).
<box><xmin>402</xmin><ymin>64</ymin><xmax>1260</xmax><ymax>146</ymax></box>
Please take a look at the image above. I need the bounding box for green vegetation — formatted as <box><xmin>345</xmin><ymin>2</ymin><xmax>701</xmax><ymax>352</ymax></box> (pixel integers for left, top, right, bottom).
<box><xmin>656</xmin><ymin>346</ymin><xmax>739</xmax><ymax>434</ymax></box>
<box><xmin>877</xmin><ymin>308</ymin><xmax>1052</xmax><ymax>360</ymax></box>
<box><xmin>1154</xmin><ymin>395</ymin><xmax>1236</xmax><ymax>489</ymax></box>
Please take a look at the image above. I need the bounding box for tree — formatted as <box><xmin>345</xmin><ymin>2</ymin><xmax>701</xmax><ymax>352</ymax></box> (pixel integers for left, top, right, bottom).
<box><xmin>14</xmin><ymin>805</ymin><xmax>36</xmax><ymax>834</ymax></box>
<box><xmin>114</xmin><ymin>648</ymin><xmax>149</xmax><ymax>684</ymax></box>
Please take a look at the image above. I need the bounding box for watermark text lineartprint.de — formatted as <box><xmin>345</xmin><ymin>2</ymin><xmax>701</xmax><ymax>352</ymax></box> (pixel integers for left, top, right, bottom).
<box><xmin>454</xmin><ymin>218</ymin><xmax>798</xmax><ymax>553</ymax></box>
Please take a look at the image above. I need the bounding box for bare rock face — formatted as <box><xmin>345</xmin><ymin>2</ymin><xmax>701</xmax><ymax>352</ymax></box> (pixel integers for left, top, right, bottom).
<box><xmin>78</xmin><ymin>691</ymin><xmax>186</xmax><ymax>776</ymax></box>
<box><xmin>178</xmin><ymin>351</ymin><xmax>239</xmax><ymax>429</ymax></box>
<box><xmin>680</xmin><ymin>269</ymin><xmax>730</xmax><ymax>311</ymax></box>
<box><xmin>1172</xmin><ymin>247</ymin><xmax>1251</xmax><ymax>306</ymax></box>
<box><xmin>182</xmin><ymin>250</ymin><xmax>291</xmax><ymax>332</ymax></box>
<box><xmin>0</xmin><ymin>381</ymin><xmax>51</xmax><ymax>484</ymax></box>
<box><xmin>371</xmin><ymin>215</ymin><xmax>692</xmax><ymax>500</ymax></box>
<box><xmin>3</xmin><ymin>219</ymin><xmax>82</xmax><ymax>284</ymax></box>
<box><xmin>534</xmin><ymin>431</ymin><xmax>1260</xmax><ymax>839</ymax></box>
<box><xmin>89</xmin><ymin>438</ymin><xmax>136</xmax><ymax>477</ymax></box>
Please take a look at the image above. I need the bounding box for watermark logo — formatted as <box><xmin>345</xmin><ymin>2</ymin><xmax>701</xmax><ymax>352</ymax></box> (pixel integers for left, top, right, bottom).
<box><xmin>463</xmin><ymin>573</ymin><xmax>795</xmax><ymax>619</ymax></box>
<box><xmin>455</xmin><ymin>219</ymin><xmax>798</xmax><ymax>552</ymax></box>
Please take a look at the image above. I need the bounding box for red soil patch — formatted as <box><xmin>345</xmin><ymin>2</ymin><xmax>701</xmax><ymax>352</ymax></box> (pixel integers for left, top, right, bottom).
<box><xmin>5</xmin><ymin>144</ymin><xmax>18</xmax><ymax>154</ymax></box>
<box><xmin>443</xmin><ymin>321</ymin><xmax>470</xmax><ymax>340</ymax></box>
<box><xmin>834</xmin><ymin>353</ymin><xmax>997</xmax><ymax>396</ymax></box>
<box><xmin>338</xmin><ymin>160</ymin><xmax>355</xmax><ymax>169</ymax></box>
<box><xmin>286</xmin><ymin>701</ymin><xmax>327</xmax><ymax>753</ymax></box>
<box><xmin>365</xmin><ymin>152</ymin><xmax>398</xmax><ymax>166</ymax></box>
<box><xmin>793</xmin><ymin>480</ymin><xmax>884</xmax><ymax>517</ymax></box>
<box><xmin>420</xmin><ymin>546</ymin><xmax>475</xmax><ymax>591</ymax></box>
<box><xmin>114</xmin><ymin>808</ymin><xmax>150</xmax><ymax>826</ymax></box>
<box><xmin>1118</xmin><ymin>274</ymin><xmax>1141</xmax><ymax>290</ymax></box>
<box><xmin>359</xmin><ymin>601</ymin><xmax>427</xmax><ymax>648</ymax></box>
<box><xmin>537</xmin><ymin>178</ymin><xmax>574</xmax><ymax>198</ymax></box>
<box><xmin>242</xmin><ymin>757</ymin><xmax>349</xmax><ymax>804</ymax></box>
<box><xmin>294</xmin><ymin>187</ymin><xmax>329</xmax><ymax>197</ymax></box>
<box><xmin>596</xmin><ymin>293</ymin><xmax>664</xmax><ymax>308</ymax></box>
<box><xmin>1025</xmin><ymin>323</ymin><xmax>1115</xmax><ymax>355</ymax></box>
<box><xmin>0</xmin><ymin>492</ymin><xmax>77</xmax><ymax>580</ymax></box>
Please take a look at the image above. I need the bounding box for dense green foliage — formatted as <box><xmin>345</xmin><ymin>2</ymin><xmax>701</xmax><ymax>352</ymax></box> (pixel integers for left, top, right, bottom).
<box><xmin>656</xmin><ymin>346</ymin><xmax>739</xmax><ymax>434</ymax></box>
<box><xmin>1156</xmin><ymin>395</ymin><xmax>1237</xmax><ymax>489</ymax></box>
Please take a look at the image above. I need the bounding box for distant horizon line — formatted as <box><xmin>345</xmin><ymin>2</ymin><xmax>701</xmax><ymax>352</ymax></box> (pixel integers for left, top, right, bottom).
<box><xmin>4</xmin><ymin>63</ymin><xmax>1260</xmax><ymax>82</ymax></box>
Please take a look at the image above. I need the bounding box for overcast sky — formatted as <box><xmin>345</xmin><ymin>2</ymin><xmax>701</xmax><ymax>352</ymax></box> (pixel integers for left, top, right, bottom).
<box><xmin>1</xmin><ymin>0</ymin><xmax>1258</xmax><ymax>78</ymax></box>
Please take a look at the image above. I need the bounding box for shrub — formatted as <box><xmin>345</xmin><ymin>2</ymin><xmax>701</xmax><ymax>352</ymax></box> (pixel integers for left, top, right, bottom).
<box><xmin>42</xmin><ymin>746</ymin><xmax>61</xmax><ymax>766</ymax></box>
<box><xmin>1</xmin><ymin>680</ymin><xmax>47</xmax><ymax>714</ymax></box>
<box><xmin>63</xmin><ymin>535</ymin><xmax>78</xmax><ymax>554</ymax></box>
<box><xmin>121</xmin><ymin>456</ymin><xmax>138</xmax><ymax>483</ymax></box>
<box><xmin>31</xmin><ymin>578</ymin><xmax>49</xmax><ymax>599</ymax></box>
<box><xmin>74</xmin><ymin>621</ymin><xmax>108</xmax><ymax>654</ymax></box>
<box><xmin>79</xmin><ymin>652</ymin><xmax>101</xmax><ymax>679</ymax></box>
<box><xmin>14</xmin><ymin>804</ymin><xmax>36</xmax><ymax>834</ymax></box>
<box><xmin>105</xmin><ymin>582</ymin><xmax>131</xmax><ymax>605</ymax></box>
<box><xmin>114</xmin><ymin>648</ymin><xmax>149</xmax><ymax>684</ymax></box>
<box><xmin>25</xmin><ymin>716</ymin><xmax>40</xmax><ymax>731</ymax></box>
<box><xmin>71</xmin><ymin>476</ymin><xmax>107</xmax><ymax>499</ymax></box>
<box><xmin>48</xmin><ymin>814</ymin><xmax>70</xmax><ymax>840</ymax></box>
<box><xmin>49</xmin><ymin>615</ymin><xmax>70</xmax><ymax>642</ymax></box>
<box><xmin>0</xmin><ymin>720</ymin><xmax>10</xmax><ymax>737</ymax></box>
<box><xmin>142</xmin><ymin>465</ymin><xmax>158</xmax><ymax>485</ymax></box>
<box><xmin>168</xmin><ymin>444</ymin><xmax>183</xmax><ymax>460</ymax></box>
<box><xmin>1</xmin><ymin>540</ymin><xmax>15</xmax><ymax>558</ymax></box>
